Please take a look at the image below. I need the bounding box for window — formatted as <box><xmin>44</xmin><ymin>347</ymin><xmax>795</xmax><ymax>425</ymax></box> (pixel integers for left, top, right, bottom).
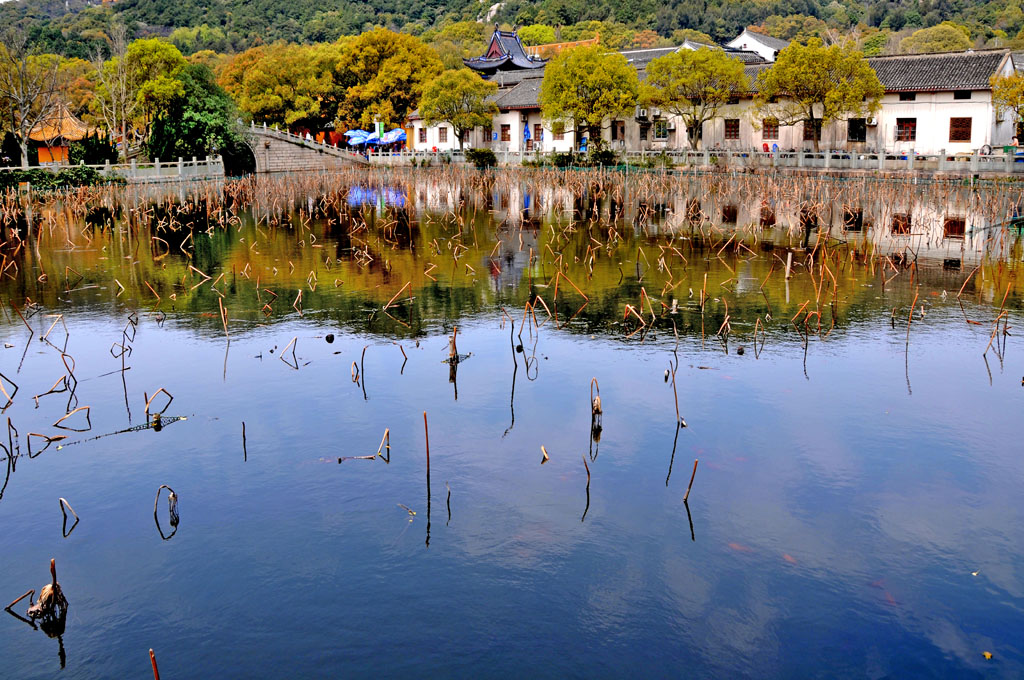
<box><xmin>462</xmin><ymin>129</ymin><xmax>471</xmax><ymax>142</ymax></box>
<box><xmin>803</xmin><ymin>120</ymin><xmax>821</xmax><ymax>142</ymax></box>
<box><xmin>899</xmin><ymin>92</ymin><xmax>917</xmax><ymax>101</ymax></box>
<box><xmin>953</xmin><ymin>90</ymin><xmax>971</xmax><ymax>100</ymax></box>
<box><xmin>483</xmin><ymin>126</ymin><xmax>492</xmax><ymax>142</ymax></box>
<box><xmin>949</xmin><ymin>117</ymin><xmax>972</xmax><ymax>142</ymax></box>
<box><xmin>553</xmin><ymin>123</ymin><xmax>564</xmax><ymax>141</ymax></box>
<box><xmin>418</xmin><ymin>128</ymin><xmax>427</xmax><ymax>143</ymax></box>
<box><xmin>611</xmin><ymin>120</ymin><xmax>621</xmax><ymax>141</ymax></box>
<box><xmin>653</xmin><ymin>120</ymin><xmax>669</xmax><ymax>140</ymax></box>
<box><xmin>439</xmin><ymin>127</ymin><xmax>447</xmax><ymax>143</ymax></box>
<box><xmin>896</xmin><ymin>118</ymin><xmax>917</xmax><ymax>142</ymax></box>
<box><xmin>500</xmin><ymin>124</ymin><xmax>510</xmax><ymax>142</ymax></box>
<box><xmin>534</xmin><ymin>123</ymin><xmax>543</xmax><ymax>143</ymax></box>
<box><xmin>843</xmin><ymin>207</ymin><xmax>864</xmax><ymax>232</ymax></box>
<box><xmin>687</xmin><ymin>198</ymin><xmax>701</xmax><ymax>225</ymax></box>
<box><xmin>800</xmin><ymin>207</ymin><xmax>817</xmax><ymax>231</ymax></box>
<box><xmin>639</xmin><ymin>124</ymin><xmax>648</xmax><ymax>141</ymax></box>
<box><xmin>848</xmin><ymin>118</ymin><xmax>867</xmax><ymax>143</ymax></box>
<box><xmin>724</xmin><ymin>119</ymin><xmax>740</xmax><ymax>140</ymax></box>
<box><xmin>762</xmin><ymin>119</ymin><xmax>779</xmax><ymax>140</ymax></box>
<box><xmin>727</xmin><ymin>96</ymin><xmax>739</xmax><ymax>105</ymax></box>
<box><xmin>892</xmin><ymin>213</ymin><xmax>911</xmax><ymax>234</ymax></box>
<box><xmin>722</xmin><ymin>205</ymin><xmax>738</xmax><ymax>224</ymax></box>
<box><xmin>943</xmin><ymin>216</ymin><xmax>966</xmax><ymax>239</ymax></box>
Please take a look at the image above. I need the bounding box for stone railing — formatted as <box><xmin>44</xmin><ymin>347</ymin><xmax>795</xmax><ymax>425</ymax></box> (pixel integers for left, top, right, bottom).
<box><xmin>0</xmin><ymin>156</ymin><xmax>225</xmax><ymax>182</ymax></box>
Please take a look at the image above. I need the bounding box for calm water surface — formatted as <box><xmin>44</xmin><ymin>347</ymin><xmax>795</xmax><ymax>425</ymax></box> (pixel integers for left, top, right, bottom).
<box><xmin>1</xmin><ymin>171</ymin><xmax>1023</xmax><ymax>678</ymax></box>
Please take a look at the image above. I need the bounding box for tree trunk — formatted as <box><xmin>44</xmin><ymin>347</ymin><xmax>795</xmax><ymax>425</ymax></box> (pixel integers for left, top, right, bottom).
<box><xmin>458</xmin><ymin>129</ymin><xmax>464</xmax><ymax>151</ymax></box>
<box><xmin>688</xmin><ymin>123</ymin><xmax>701</xmax><ymax>151</ymax></box>
<box><xmin>18</xmin><ymin>139</ymin><xmax>29</xmax><ymax>169</ymax></box>
<box><xmin>811</xmin><ymin>115</ymin><xmax>820</xmax><ymax>153</ymax></box>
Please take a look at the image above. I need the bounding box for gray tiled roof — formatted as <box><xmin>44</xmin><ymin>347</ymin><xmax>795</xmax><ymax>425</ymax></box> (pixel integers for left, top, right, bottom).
<box><xmin>745</xmin><ymin>32</ymin><xmax>790</xmax><ymax>51</ymax></box>
<box><xmin>495</xmin><ymin>77</ymin><xmax>544</xmax><ymax>110</ymax></box>
<box><xmin>867</xmin><ymin>50</ymin><xmax>1008</xmax><ymax>92</ymax></box>
<box><xmin>619</xmin><ymin>47</ymin><xmax>678</xmax><ymax>69</ymax></box>
<box><xmin>725</xmin><ymin>49</ymin><xmax>768</xmax><ymax>64</ymax></box>
<box><xmin>1014</xmin><ymin>52</ymin><xmax>1024</xmax><ymax>73</ymax></box>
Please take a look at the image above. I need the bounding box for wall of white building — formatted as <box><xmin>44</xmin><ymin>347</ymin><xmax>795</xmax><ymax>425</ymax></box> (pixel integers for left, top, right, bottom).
<box><xmin>412</xmin><ymin>85</ymin><xmax>1015</xmax><ymax>156</ymax></box>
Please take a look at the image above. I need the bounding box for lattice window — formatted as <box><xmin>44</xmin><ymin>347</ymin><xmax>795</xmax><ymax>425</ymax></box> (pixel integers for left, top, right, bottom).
<box><xmin>892</xmin><ymin>213</ymin><xmax>912</xmax><ymax>234</ymax></box>
<box><xmin>762</xmin><ymin>119</ymin><xmax>779</xmax><ymax>140</ymax></box>
<box><xmin>949</xmin><ymin>117</ymin><xmax>972</xmax><ymax>143</ymax></box>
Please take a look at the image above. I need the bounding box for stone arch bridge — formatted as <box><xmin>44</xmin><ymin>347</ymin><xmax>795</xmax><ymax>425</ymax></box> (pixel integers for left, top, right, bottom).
<box><xmin>246</xmin><ymin>123</ymin><xmax>368</xmax><ymax>173</ymax></box>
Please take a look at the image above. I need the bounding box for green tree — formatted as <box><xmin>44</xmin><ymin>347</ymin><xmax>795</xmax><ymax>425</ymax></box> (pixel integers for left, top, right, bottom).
<box><xmin>641</xmin><ymin>48</ymin><xmax>748</xmax><ymax>150</ymax></box>
<box><xmin>900</xmin><ymin>22</ymin><xmax>972</xmax><ymax>53</ymax></box>
<box><xmin>754</xmin><ymin>38</ymin><xmax>883</xmax><ymax>151</ymax></box>
<box><xmin>540</xmin><ymin>45</ymin><xmax>639</xmax><ymax>150</ymax></box>
<box><xmin>670</xmin><ymin>29</ymin><xmax>717</xmax><ymax>45</ymax></box>
<box><xmin>419</xmin><ymin>68</ymin><xmax>498</xmax><ymax>149</ymax></box>
<box><xmin>336</xmin><ymin>29</ymin><xmax>443</xmax><ymax>130</ymax></box>
<box><xmin>519</xmin><ymin>25</ymin><xmax>557</xmax><ymax>46</ymax></box>
<box><xmin>991</xmin><ymin>71</ymin><xmax>1024</xmax><ymax>138</ymax></box>
<box><xmin>219</xmin><ymin>42</ymin><xmax>346</xmax><ymax>131</ymax></box>
<box><xmin>147</xmin><ymin>63</ymin><xmax>244</xmax><ymax>163</ymax></box>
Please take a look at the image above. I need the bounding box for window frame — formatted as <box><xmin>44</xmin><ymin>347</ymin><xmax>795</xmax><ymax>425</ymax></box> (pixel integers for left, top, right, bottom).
<box><xmin>724</xmin><ymin>118</ymin><xmax>740</xmax><ymax>141</ymax></box>
<box><xmin>438</xmin><ymin>127</ymin><xmax>447</xmax><ymax>143</ymax></box>
<box><xmin>418</xmin><ymin>128</ymin><xmax>427</xmax><ymax>144</ymax></box>
<box><xmin>953</xmin><ymin>90</ymin><xmax>971</xmax><ymax>100</ymax></box>
<box><xmin>802</xmin><ymin>119</ymin><xmax>821</xmax><ymax>142</ymax></box>
<box><xmin>500</xmin><ymin>124</ymin><xmax>511</xmax><ymax>142</ymax></box>
<box><xmin>892</xmin><ymin>213</ymin><xmax>912</xmax><ymax>234</ymax></box>
<box><xmin>949</xmin><ymin>117</ymin><xmax>972</xmax><ymax>143</ymax></box>
<box><xmin>896</xmin><ymin>118</ymin><xmax>917</xmax><ymax>142</ymax></box>
<box><xmin>847</xmin><ymin>118</ymin><xmax>867</xmax><ymax>143</ymax></box>
<box><xmin>899</xmin><ymin>92</ymin><xmax>917</xmax><ymax>102</ymax></box>
<box><xmin>943</xmin><ymin>216</ymin><xmax>966</xmax><ymax>239</ymax></box>
<box><xmin>653</xmin><ymin>120</ymin><xmax>669</xmax><ymax>140</ymax></box>
<box><xmin>762</xmin><ymin>118</ymin><xmax>779</xmax><ymax>140</ymax></box>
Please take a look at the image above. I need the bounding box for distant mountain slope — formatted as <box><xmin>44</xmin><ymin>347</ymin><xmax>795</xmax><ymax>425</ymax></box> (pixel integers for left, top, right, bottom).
<box><xmin>1</xmin><ymin>0</ymin><xmax>1020</xmax><ymax>58</ymax></box>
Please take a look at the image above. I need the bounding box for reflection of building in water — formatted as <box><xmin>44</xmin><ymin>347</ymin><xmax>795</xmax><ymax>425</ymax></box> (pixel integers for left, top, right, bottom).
<box><xmin>484</xmin><ymin>223</ymin><xmax>538</xmax><ymax>292</ymax></box>
<box><xmin>649</xmin><ymin>189</ymin><xmax>1017</xmax><ymax>266</ymax></box>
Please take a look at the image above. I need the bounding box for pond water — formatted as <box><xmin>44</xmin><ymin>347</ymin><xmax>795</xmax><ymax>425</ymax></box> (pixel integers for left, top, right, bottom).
<box><xmin>1</xmin><ymin>169</ymin><xmax>1023</xmax><ymax>678</ymax></box>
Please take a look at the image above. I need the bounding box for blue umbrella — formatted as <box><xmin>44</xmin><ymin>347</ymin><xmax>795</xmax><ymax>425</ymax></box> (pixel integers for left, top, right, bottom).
<box><xmin>381</xmin><ymin>128</ymin><xmax>407</xmax><ymax>144</ymax></box>
<box><xmin>363</xmin><ymin>132</ymin><xmax>381</xmax><ymax>145</ymax></box>
<box><xmin>344</xmin><ymin>129</ymin><xmax>370</xmax><ymax>138</ymax></box>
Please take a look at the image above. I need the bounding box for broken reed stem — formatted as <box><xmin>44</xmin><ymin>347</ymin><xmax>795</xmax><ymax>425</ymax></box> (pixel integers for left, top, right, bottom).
<box><xmin>684</xmin><ymin>458</ymin><xmax>698</xmax><ymax>502</ymax></box>
<box><xmin>242</xmin><ymin>421</ymin><xmax>247</xmax><ymax>461</ymax></box>
<box><xmin>582</xmin><ymin>454</ymin><xmax>590</xmax><ymax>484</ymax></box>
<box><xmin>58</xmin><ymin>497</ymin><xmax>78</xmax><ymax>522</ymax></box>
<box><xmin>383</xmin><ymin>281</ymin><xmax>411</xmax><ymax>310</ymax></box>
<box><xmin>423</xmin><ymin>411</ymin><xmax>430</xmax><ymax>481</ymax></box>
<box><xmin>218</xmin><ymin>298</ymin><xmax>229</xmax><ymax>340</ymax></box>
<box><xmin>150</xmin><ymin>649</ymin><xmax>160</xmax><ymax>680</ymax></box>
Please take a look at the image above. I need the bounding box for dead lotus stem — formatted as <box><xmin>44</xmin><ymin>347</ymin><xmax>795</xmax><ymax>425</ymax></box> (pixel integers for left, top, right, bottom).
<box><xmin>541</xmin><ymin>445</ymin><xmax>550</xmax><ymax>464</ymax></box>
<box><xmin>53</xmin><ymin>406</ymin><xmax>91</xmax><ymax>432</ymax></box>
<box><xmin>383</xmin><ymin>281</ymin><xmax>411</xmax><ymax>310</ymax></box>
<box><xmin>144</xmin><ymin>388</ymin><xmax>173</xmax><ymax>417</ymax></box>
<box><xmin>150</xmin><ymin>649</ymin><xmax>161</xmax><ymax>680</ymax></box>
<box><xmin>684</xmin><ymin>458</ymin><xmax>699</xmax><ymax>502</ymax></box>
<box><xmin>218</xmin><ymin>298</ymin><xmax>229</xmax><ymax>339</ymax></box>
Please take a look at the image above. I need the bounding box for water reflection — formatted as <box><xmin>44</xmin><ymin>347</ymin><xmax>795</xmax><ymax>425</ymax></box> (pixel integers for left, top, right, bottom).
<box><xmin>0</xmin><ymin>170</ymin><xmax>1023</xmax><ymax>678</ymax></box>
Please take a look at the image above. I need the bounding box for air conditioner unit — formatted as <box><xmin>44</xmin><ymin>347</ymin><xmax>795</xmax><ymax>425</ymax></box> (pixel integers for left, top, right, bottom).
<box><xmin>636</xmin><ymin>107</ymin><xmax>648</xmax><ymax>119</ymax></box>
<box><xmin>866</xmin><ymin>117</ymin><xmax>878</xmax><ymax>126</ymax></box>
<box><xmin>651</xmin><ymin>108</ymin><xmax>662</xmax><ymax>117</ymax></box>
<box><xmin>667</xmin><ymin>121</ymin><xmax>676</xmax><ymax>130</ymax></box>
